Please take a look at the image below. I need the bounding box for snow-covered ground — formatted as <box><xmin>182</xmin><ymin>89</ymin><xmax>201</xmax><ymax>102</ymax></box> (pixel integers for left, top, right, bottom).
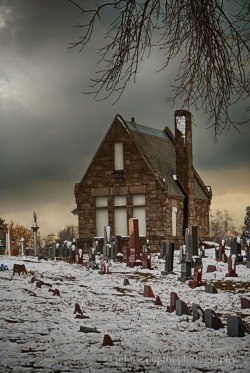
<box><xmin>0</xmin><ymin>249</ymin><xmax>249</xmax><ymax>373</ymax></box>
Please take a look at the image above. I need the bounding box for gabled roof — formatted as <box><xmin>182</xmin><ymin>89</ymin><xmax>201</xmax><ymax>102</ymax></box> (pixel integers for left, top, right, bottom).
<box><xmin>75</xmin><ymin>114</ymin><xmax>210</xmax><ymax>201</ymax></box>
<box><xmin>121</xmin><ymin>116</ymin><xmax>209</xmax><ymax>201</ymax></box>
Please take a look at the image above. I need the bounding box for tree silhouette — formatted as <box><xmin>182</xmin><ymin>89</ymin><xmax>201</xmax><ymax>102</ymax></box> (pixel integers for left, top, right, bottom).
<box><xmin>69</xmin><ymin>0</ymin><xmax>249</xmax><ymax>138</ymax></box>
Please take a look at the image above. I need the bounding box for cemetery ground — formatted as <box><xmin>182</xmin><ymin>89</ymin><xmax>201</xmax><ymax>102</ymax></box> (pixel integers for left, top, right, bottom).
<box><xmin>0</xmin><ymin>249</ymin><xmax>250</xmax><ymax>373</ymax></box>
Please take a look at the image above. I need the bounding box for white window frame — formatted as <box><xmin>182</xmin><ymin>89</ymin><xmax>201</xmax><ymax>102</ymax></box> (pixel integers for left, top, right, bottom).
<box><xmin>114</xmin><ymin>142</ymin><xmax>124</xmax><ymax>171</ymax></box>
<box><xmin>172</xmin><ymin>206</ymin><xmax>177</xmax><ymax>236</ymax></box>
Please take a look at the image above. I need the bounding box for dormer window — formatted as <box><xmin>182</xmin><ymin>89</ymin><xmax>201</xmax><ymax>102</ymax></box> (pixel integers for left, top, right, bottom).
<box><xmin>114</xmin><ymin>142</ymin><xmax>124</xmax><ymax>171</ymax></box>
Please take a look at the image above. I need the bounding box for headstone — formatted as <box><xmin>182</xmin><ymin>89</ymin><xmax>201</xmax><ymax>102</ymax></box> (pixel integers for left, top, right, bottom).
<box><xmin>78</xmin><ymin>248</ymin><xmax>83</xmax><ymax>264</ymax></box>
<box><xmin>226</xmin><ymin>254</ymin><xmax>238</xmax><ymax>277</ymax></box>
<box><xmin>102</xmin><ymin>334</ymin><xmax>114</xmax><ymax>346</ymax></box>
<box><xmin>176</xmin><ymin>299</ymin><xmax>192</xmax><ymax>316</ymax></box>
<box><xmin>74</xmin><ymin>303</ymin><xmax>84</xmax><ymax>315</ymax></box>
<box><xmin>79</xmin><ymin>326</ymin><xmax>100</xmax><ymax>333</ymax></box>
<box><xmin>241</xmin><ymin>297</ymin><xmax>250</xmax><ymax>309</ymax></box>
<box><xmin>129</xmin><ymin>218</ymin><xmax>141</xmax><ymax>261</ymax></box>
<box><xmin>178</xmin><ymin>260</ymin><xmax>192</xmax><ymax>282</ymax></box>
<box><xmin>161</xmin><ymin>241</ymin><xmax>174</xmax><ymax>275</ymax></box>
<box><xmin>227</xmin><ymin>316</ymin><xmax>246</xmax><ymax>337</ymax></box>
<box><xmin>166</xmin><ymin>292</ymin><xmax>179</xmax><ymax>313</ymax></box>
<box><xmin>179</xmin><ymin>245</ymin><xmax>186</xmax><ymax>264</ymax></box>
<box><xmin>199</xmin><ymin>245</ymin><xmax>205</xmax><ymax>258</ymax></box>
<box><xmin>189</xmin><ymin>267</ymin><xmax>205</xmax><ymax>288</ymax></box>
<box><xmin>246</xmin><ymin>253</ymin><xmax>250</xmax><ymax>269</ymax></box>
<box><xmin>218</xmin><ymin>239</ymin><xmax>227</xmax><ymax>262</ymax></box>
<box><xmin>214</xmin><ymin>246</ymin><xmax>220</xmax><ymax>260</ymax></box>
<box><xmin>192</xmin><ymin>304</ymin><xmax>205</xmax><ymax>322</ymax></box>
<box><xmin>103</xmin><ymin>225</ymin><xmax>111</xmax><ymax>257</ymax></box>
<box><xmin>205</xmin><ymin>284</ymin><xmax>218</xmax><ymax>294</ymax></box>
<box><xmin>246</xmin><ymin>240</ymin><xmax>250</xmax><ymax>255</ymax></box>
<box><xmin>204</xmin><ymin>309</ymin><xmax>224</xmax><ymax>330</ymax></box>
<box><xmin>191</xmin><ymin>226</ymin><xmax>199</xmax><ymax>256</ymax></box>
<box><xmin>144</xmin><ymin>285</ymin><xmax>155</xmax><ymax>298</ymax></box>
<box><xmin>123</xmin><ymin>278</ymin><xmax>130</xmax><ymax>286</ymax></box>
<box><xmin>155</xmin><ymin>295</ymin><xmax>163</xmax><ymax>306</ymax></box>
<box><xmin>206</xmin><ymin>265</ymin><xmax>217</xmax><ymax>273</ymax></box>
<box><xmin>160</xmin><ymin>240</ymin><xmax>167</xmax><ymax>260</ymax></box>
<box><xmin>114</xmin><ymin>235</ymin><xmax>122</xmax><ymax>254</ymax></box>
<box><xmin>185</xmin><ymin>228</ymin><xmax>192</xmax><ymax>260</ymax></box>
<box><xmin>230</xmin><ymin>237</ymin><xmax>238</xmax><ymax>256</ymax></box>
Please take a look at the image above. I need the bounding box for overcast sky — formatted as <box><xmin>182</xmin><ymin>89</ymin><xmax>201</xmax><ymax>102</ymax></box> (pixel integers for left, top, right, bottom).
<box><xmin>0</xmin><ymin>0</ymin><xmax>249</xmax><ymax>237</ymax></box>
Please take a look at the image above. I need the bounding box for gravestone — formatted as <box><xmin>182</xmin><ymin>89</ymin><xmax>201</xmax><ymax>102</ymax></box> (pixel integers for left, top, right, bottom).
<box><xmin>214</xmin><ymin>246</ymin><xmax>220</xmax><ymax>260</ymax></box>
<box><xmin>102</xmin><ymin>334</ymin><xmax>114</xmax><ymax>346</ymax></box>
<box><xmin>185</xmin><ymin>228</ymin><xmax>192</xmax><ymax>260</ymax></box>
<box><xmin>103</xmin><ymin>226</ymin><xmax>111</xmax><ymax>257</ymax></box>
<box><xmin>179</xmin><ymin>245</ymin><xmax>186</xmax><ymax>264</ymax></box>
<box><xmin>176</xmin><ymin>299</ymin><xmax>192</xmax><ymax>316</ymax></box>
<box><xmin>199</xmin><ymin>245</ymin><xmax>205</xmax><ymax>258</ymax></box>
<box><xmin>192</xmin><ymin>304</ymin><xmax>205</xmax><ymax>322</ymax></box>
<box><xmin>115</xmin><ymin>235</ymin><xmax>122</xmax><ymax>254</ymax></box>
<box><xmin>166</xmin><ymin>292</ymin><xmax>179</xmax><ymax>313</ymax></box>
<box><xmin>218</xmin><ymin>239</ymin><xmax>227</xmax><ymax>262</ymax></box>
<box><xmin>160</xmin><ymin>240</ymin><xmax>167</xmax><ymax>260</ymax></box>
<box><xmin>178</xmin><ymin>260</ymin><xmax>192</xmax><ymax>282</ymax></box>
<box><xmin>246</xmin><ymin>253</ymin><xmax>250</xmax><ymax>269</ymax></box>
<box><xmin>129</xmin><ymin>218</ymin><xmax>141</xmax><ymax>261</ymax></box>
<box><xmin>144</xmin><ymin>285</ymin><xmax>155</xmax><ymax>298</ymax></box>
<box><xmin>226</xmin><ymin>254</ymin><xmax>238</xmax><ymax>277</ymax></box>
<box><xmin>155</xmin><ymin>295</ymin><xmax>163</xmax><ymax>306</ymax></box>
<box><xmin>241</xmin><ymin>297</ymin><xmax>250</xmax><ymax>309</ymax></box>
<box><xmin>206</xmin><ymin>265</ymin><xmax>217</xmax><ymax>273</ymax></box>
<box><xmin>123</xmin><ymin>278</ymin><xmax>130</xmax><ymax>286</ymax></box>
<box><xmin>205</xmin><ymin>284</ymin><xmax>218</xmax><ymax>294</ymax></box>
<box><xmin>189</xmin><ymin>267</ymin><xmax>205</xmax><ymax>288</ymax></box>
<box><xmin>204</xmin><ymin>309</ymin><xmax>224</xmax><ymax>330</ymax></box>
<box><xmin>227</xmin><ymin>316</ymin><xmax>246</xmax><ymax>337</ymax></box>
<box><xmin>246</xmin><ymin>240</ymin><xmax>250</xmax><ymax>255</ymax></box>
<box><xmin>191</xmin><ymin>226</ymin><xmax>199</xmax><ymax>256</ymax></box>
<box><xmin>161</xmin><ymin>241</ymin><xmax>174</xmax><ymax>275</ymax></box>
<box><xmin>230</xmin><ymin>237</ymin><xmax>241</xmax><ymax>256</ymax></box>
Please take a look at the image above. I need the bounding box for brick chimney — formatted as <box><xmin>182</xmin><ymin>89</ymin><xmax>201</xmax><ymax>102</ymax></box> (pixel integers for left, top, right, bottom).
<box><xmin>174</xmin><ymin>110</ymin><xmax>195</xmax><ymax>230</ymax></box>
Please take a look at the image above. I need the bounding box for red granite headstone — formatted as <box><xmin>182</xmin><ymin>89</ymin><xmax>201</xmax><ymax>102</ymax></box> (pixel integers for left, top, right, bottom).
<box><xmin>155</xmin><ymin>295</ymin><xmax>163</xmax><ymax>306</ymax></box>
<box><xmin>206</xmin><ymin>265</ymin><xmax>217</xmax><ymax>273</ymax></box>
<box><xmin>144</xmin><ymin>285</ymin><xmax>155</xmax><ymax>298</ymax></box>
<box><xmin>129</xmin><ymin>218</ymin><xmax>141</xmax><ymax>261</ymax></box>
<box><xmin>241</xmin><ymin>297</ymin><xmax>250</xmax><ymax>309</ymax></box>
<box><xmin>102</xmin><ymin>334</ymin><xmax>114</xmax><ymax>346</ymax></box>
<box><xmin>166</xmin><ymin>292</ymin><xmax>179</xmax><ymax>313</ymax></box>
<box><xmin>226</xmin><ymin>254</ymin><xmax>238</xmax><ymax>277</ymax></box>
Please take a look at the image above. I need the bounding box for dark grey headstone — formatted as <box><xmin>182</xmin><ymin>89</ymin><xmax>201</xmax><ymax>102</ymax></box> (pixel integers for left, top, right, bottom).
<box><xmin>123</xmin><ymin>278</ymin><xmax>130</xmax><ymax>286</ymax></box>
<box><xmin>192</xmin><ymin>304</ymin><xmax>205</xmax><ymax>322</ymax></box>
<box><xmin>230</xmin><ymin>237</ymin><xmax>238</xmax><ymax>255</ymax></box>
<box><xmin>176</xmin><ymin>299</ymin><xmax>191</xmax><ymax>316</ymax></box>
<box><xmin>164</xmin><ymin>241</ymin><xmax>174</xmax><ymax>273</ymax></box>
<box><xmin>246</xmin><ymin>253</ymin><xmax>250</xmax><ymax>269</ymax></box>
<box><xmin>180</xmin><ymin>260</ymin><xmax>192</xmax><ymax>280</ymax></box>
<box><xmin>205</xmin><ymin>284</ymin><xmax>218</xmax><ymax>294</ymax></box>
<box><xmin>205</xmin><ymin>309</ymin><xmax>224</xmax><ymax>330</ymax></box>
<box><xmin>227</xmin><ymin>316</ymin><xmax>246</xmax><ymax>337</ymax></box>
<box><xmin>191</xmin><ymin>226</ymin><xmax>199</xmax><ymax>256</ymax></box>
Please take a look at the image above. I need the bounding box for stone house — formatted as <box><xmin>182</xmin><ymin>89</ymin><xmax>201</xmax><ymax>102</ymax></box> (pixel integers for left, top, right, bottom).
<box><xmin>74</xmin><ymin>110</ymin><xmax>212</xmax><ymax>252</ymax></box>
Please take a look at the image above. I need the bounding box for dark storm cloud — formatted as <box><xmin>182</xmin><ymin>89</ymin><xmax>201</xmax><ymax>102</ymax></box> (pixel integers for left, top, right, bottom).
<box><xmin>0</xmin><ymin>0</ymin><xmax>249</xmax><ymax>233</ymax></box>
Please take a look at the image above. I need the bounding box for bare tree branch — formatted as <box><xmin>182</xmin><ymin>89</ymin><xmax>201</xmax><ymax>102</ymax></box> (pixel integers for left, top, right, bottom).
<box><xmin>68</xmin><ymin>0</ymin><xmax>250</xmax><ymax>138</ymax></box>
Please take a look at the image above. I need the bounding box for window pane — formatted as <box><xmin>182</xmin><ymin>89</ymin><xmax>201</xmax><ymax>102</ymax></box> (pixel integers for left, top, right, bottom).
<box><xmin>133</xmin><ymin>195</ymin><xmax>145</xmax><ymax>205</ymax></box>
<box><xmin>96</xmin><ymin>209</ymin><xmax>108</xmax><ymax>237</ymax></box>
<box><xmin>114</xmin><ymin>196</ymin><xmax>126</xmax><ymax>206</ymax></box>
<box><xmin>114</xmin><ymin>142</ymin><xmax>124</xmax><ymax>170</ymax></box>
<box><xmin>96</xmin><ymin>197</ymin><xmax>108</xmax><ymax>207</ymax></box>
<box><xmin>114</xmin><ymin>208</ymin><xmax>127</xmax><ymax>236</ymax></box>
<box><xmin>133</xmin><ymin>207</ymin><xmax>146</xmax><ymax>236</ymax></box>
